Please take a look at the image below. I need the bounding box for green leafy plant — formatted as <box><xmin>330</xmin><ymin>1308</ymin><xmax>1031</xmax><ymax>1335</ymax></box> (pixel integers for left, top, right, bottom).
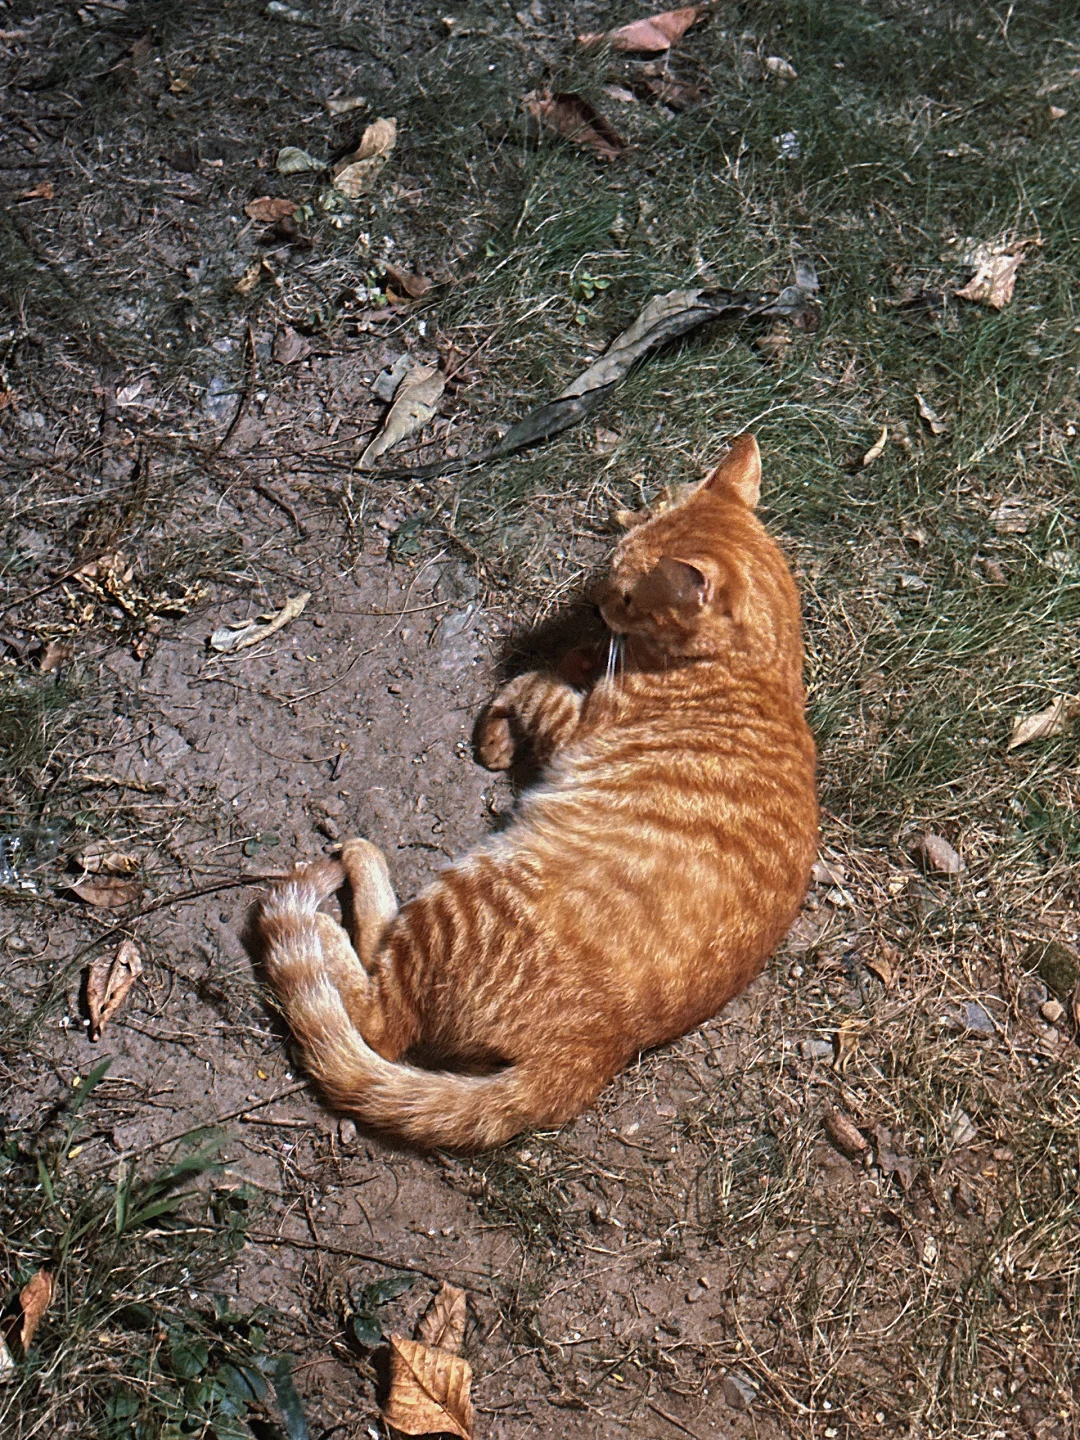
<box><xmin>348</xmin><ymin>1274</ymin><xmax>415</xmax><ymax>1347</ymax></box>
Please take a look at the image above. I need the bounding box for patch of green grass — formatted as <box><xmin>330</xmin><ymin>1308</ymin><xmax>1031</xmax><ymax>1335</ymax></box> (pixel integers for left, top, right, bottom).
<box><xmin>0</xmin><ymin>1063</ymin><xmax>312</xmax><ymax>1440</ymax></box>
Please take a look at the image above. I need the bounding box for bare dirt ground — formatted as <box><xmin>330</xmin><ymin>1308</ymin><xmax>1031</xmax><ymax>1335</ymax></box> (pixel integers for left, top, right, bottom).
<box><xmin>3</xmin><ymin>2</ymin><xmax>1080</xmax><ymax>1438</ymax></box>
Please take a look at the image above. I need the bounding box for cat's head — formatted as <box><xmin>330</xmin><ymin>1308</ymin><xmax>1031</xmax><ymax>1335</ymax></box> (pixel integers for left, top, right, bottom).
<box><xmin>596</xmin><ymin>434</ymin><xmax>796</xmax><ymax>663</ymax></box>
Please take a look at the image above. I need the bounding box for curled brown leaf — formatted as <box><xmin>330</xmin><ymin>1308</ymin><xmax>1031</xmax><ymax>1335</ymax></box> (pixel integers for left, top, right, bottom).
<box><xmin>578</xmin><ymin>6</ymin><xmax>703</xmax><ymax>52</ymax></box>
<box><xmin>86</xmin><ymin>939</ymin><xmax>144</xmax><ymax>1041</ymax></box>
<box><xmin>823</xmin><ymin>1107</ymin><xmax>868</xmax><ymax>1159</ymax></box>
<box><xmin>71</xmin><ymin>877</ymin><xmax>143</xmax><ymax>909</ymax></box>
<box><xmin>19</xmin><ymin>1270</ymin><xmax>54</xmax><ymax>1351</ymax></box>
<box><xmin>244</xmin><ymin>196</ymin><xmax>296</xmax><ymax>223</ymax></box>
<box><xmin>522</xmin><ymin>90</ymin><xmax>627</xmax><ymax>162</ymax></box>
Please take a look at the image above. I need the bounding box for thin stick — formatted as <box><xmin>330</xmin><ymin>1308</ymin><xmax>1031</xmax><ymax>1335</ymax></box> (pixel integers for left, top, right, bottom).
<box><xmin>247</xmin><ymin>1231</ymin><xmax>465</xmax><ymax>1284</ymax></box>
<box><xmin>646</xmin><ymin>1399</ymin><xmax>707</xmax><ymax>1440</ymax></box>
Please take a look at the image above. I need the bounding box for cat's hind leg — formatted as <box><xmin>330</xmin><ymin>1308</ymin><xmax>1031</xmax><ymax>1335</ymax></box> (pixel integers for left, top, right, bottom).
<box><xmin>476</xmin><ymin>672</ymin><xmax>584</xmax><ymax>771</ymax></box>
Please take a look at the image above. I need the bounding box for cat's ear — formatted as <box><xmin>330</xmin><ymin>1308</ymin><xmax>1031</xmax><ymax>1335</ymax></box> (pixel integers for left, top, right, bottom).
<box><xmin>703</xmin><ymin>433</ymin><xmax>761</xmax><ymax>508</ymax></box>
<box><xmin>634</xmin><ymin>557</ymin><xmax>709</xmax><ymax>609</ymax></box>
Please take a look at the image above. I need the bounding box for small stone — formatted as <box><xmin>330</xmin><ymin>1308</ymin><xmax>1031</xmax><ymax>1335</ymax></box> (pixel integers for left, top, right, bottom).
<box><xmin>1041</xmin><ymin>998</ymin><xmax>1065</xmax><ymax>1023</ymax></box>
<box><xmin>959</xmin><ymin>1000</ymin><xmax>996</xmax><ymax>1037</ymax></box>
<box><xmin>801</xmin><ymin>1038</ymin><xmax>834</xmax><ymax>1061</ymax></box>
<box><xmin>685</xmin><ymin>1286</ymin><xmax>706</xmax><ymax>1305</ymax></box>
<box><xmin>722</xmin><ymin>1369</ymin><xmax>758</xmax><ymax>1411</ymax></box>
<box><xmin>914</xmin><ymin>833</ymin><xmax>963</xmax><ymax>875</ymax></box>
<box><xmin>316</xmin><ymin>816</ymin><xmax>340</xmax><ymax>841</ymax></box>
<box><xmin>339</xmin><ymin>1119</ymin><xmax>358</xmax><ymax>1147</ymax></box>
<box><xmin>1021</xmin><ymin>939</ymin><xmax>1080</xmax><ymax>998</ymax></box>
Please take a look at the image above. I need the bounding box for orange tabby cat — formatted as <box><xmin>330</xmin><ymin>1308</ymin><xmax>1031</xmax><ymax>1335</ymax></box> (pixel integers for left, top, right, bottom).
<box><xmin>254</xmin><ymin>435</ymin><xmax>817</xmax><ymax>1150</ymax></box>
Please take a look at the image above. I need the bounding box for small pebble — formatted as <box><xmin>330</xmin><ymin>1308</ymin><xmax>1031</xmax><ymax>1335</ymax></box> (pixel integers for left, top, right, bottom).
<box><xmin>339</xmin><ymin>1119</ymin><xmax>358</xmax><ymax>1147</ymax></box>
<box><xmin>722</xmin><ymin>1370</ymin><xmax>757</xmax><ymax>1411</ymax></box>
<box><xmin>1041</xmin><ymin>998</ymin><xmax>1065</xmax><ymax>1023</ymax></box>
<box><xmin>959</xmin><ymin>1000</ymin><xmax>995</xmax><ymax>1037</ymax></box>
<box><xmin>685</xmin><ymin>1286</ymin><xmax>706</xmax><ymax>1305</ymax></box>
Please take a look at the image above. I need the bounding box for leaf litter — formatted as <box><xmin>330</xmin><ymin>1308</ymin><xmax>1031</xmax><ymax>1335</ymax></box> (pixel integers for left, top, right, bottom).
<box><xmin>578</xmin><ymin>6</ymin><xmax>704</xmax><ymax>52</ymax></box>
<box><xmin>332</xmin><ymin>116</ymin><xmax>397</xmax><ymax>197</ymax></box>
<box><xmin>244</xmin><ymin>196</ymin><xmax>296</xmax><ymax>223</ymax></box>
<box><xmin>369</xmin><ymin>264</ymin><xmax>820</xmax><ymax>480</ymax></box>
<box><xmin>915</xmin><ymin>392</ymin><xmax>949</xmax><ymax>434</ymax></box>
<box><xmin>71</xmin><ymin>876</ymin><xmax>144</xmax><ymax>909</ymax></box>
<box><xmin>359</xmin><ymin>364</ymin><xmax>446</xmax><ymax>469</ymax></box>
<box><xmin>416</xmin><ymin>1282</ymin><xmax>468</xmax><ymax>1353</ymax></box>
<box><xmin>955</xmin><ymin>247</ymin><xmax>1025</xmax><ymax>309</ymax></box>
<box><xmin>379</xmin><ymin>1283</ymin><xmax>472</xmax><ymax>1437</ymax></box>
<box><xmin>521</xmin><ymin>90</ymin><xmax>628</xmax><ymax>162</ymax></box>
<box><xmin>209</xmin><ymin>591</ymin><xmax>311</xmax><ymax>653</ymax></box>
<box><xmin>86</xmin><ymin>939</ymin><xmax>144</xmax><ymax>1041</ymax></box>
<box><xmin>19</xmin><ymin>1270</ymin><xmax>54</xmax><ymax>1351</ymax></box>
<box><xmin>1008</xmin><ymin>696</ymin><xmax>1078</xmax><ymax>750</ymax></box>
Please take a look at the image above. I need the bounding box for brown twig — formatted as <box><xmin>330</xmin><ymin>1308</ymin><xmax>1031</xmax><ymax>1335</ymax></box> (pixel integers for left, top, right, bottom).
<box><xmin>217</xmin><ymin>322</ymin><xmax>257</xmax><ymax>457</ymax></box>
<box><xmin>646</xmin><ymin>1399</ymin><xmax>707</xmax><ymax>1440</ymax></box>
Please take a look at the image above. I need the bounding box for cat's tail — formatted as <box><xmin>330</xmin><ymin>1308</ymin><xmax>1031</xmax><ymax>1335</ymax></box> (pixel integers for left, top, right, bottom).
<box><xmin>256</xmin><ymin>864</ymin><xmax>538</xmax><ymax>1152</ymax></box>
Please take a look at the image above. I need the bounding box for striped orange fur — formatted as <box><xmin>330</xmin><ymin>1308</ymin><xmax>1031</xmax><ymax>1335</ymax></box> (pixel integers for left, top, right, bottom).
<box><xmin>253</xmin><ymin>435</ymin><xmax>818</xmax><ymax>1150</ymax></box>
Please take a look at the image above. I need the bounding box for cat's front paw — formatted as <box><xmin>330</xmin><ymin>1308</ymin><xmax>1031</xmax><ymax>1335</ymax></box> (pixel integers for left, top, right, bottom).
<box><xmin>475</xmin><ymin>711</ymin><xmax>515</xmax><ymax>771</ymax></box>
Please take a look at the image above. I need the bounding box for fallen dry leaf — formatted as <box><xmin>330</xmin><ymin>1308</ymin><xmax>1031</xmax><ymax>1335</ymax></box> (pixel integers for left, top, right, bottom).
<box><xmin>19</xmin><ymin>1270</ymin><xmax>54</xmax><ymax>1352</ymax></box>
<box><xmin>326</xmin><ymin>94</ymin><xmax>367</xmax><ymax>116</ymax></box>
<box><xmin>872</xmin><ymin>1124</ymin><xmax>918</xmax><ymax>1189</ymax></box>
<box><xmin>914</xmin><ymin>833</ymin><xmax>963</xmax><ymax>875</ymax></box>
<box><xmin>522</xmin><ymin>90</ymin><xmax>627</xmax><ymax>162</ymax></box>
<box><xmin>579</xmin><ymin>6</ymin><xmax>703</xmax><ymax>51</ymax></box>
<box><xmin>810</xmin><ymin>859</ymin><xmax>845</xmax><ymax>886</ymax></box>
<box><xmin>75</xmin><ymin>842</ymin><xmax>139</xmax><ymax>876</ymax></box>
<box><xmin>945</xmin><ymin>1103</ymin><xmax>978</xmax><ymax>1148</ymax></box>
<box><xmin>831</xmin><ymin>1029</ymin><xmax>860</xmax><ymax>1074</ymax></box>
<box><xmin>244</xmin><ymin>195</ymin><xmax>296</xmax><ymax>223</ymax></box>
<box><xmin>990</xmin><ymin>496</ymin><xmax>1031</xmax><ymax>534</ymax></box>
<box><xmin>359</xmin><ymin>364</ymin><xmax>445</xmax><ymax>470</ymax></box>
<box><xmin>209</xmin><ymin>591</ymin><xmax>311</xmax><ymax>653</ymax></box>
<box><xmin>71</xmin><ymin>877</ymin><xmax>143</xmax><ymax>910</ymax></box>
<box><xmin>865</xmin><ymin>947</ymin><xmax>896</xmax><ymax>988</ymax></box>
<box><xmin>383</xmin><ymin>1336</ymin><xmax>474</xmax><ymax>1439</ymax></box>
<box><xmin>235</xmin><ymin>258</ymin><xmax>267</xmax><ymax>296</ymax></box>
<box><xmin>38</xmin><ymin>639</ymin><xmax>73</xmax><ymax>673</ymax></box>
<box><xmin>763</xmin><ymin>55</ymin><xmax>798</xmax><ymax>79</ymax></box>
<box><xmin>333</xmin><ymin>116</ymin><xmax>397</xmax><ymax>197</ymax></box>
<box><xmin>276</xmin><ymin>144</ymin><xmax>322</xmax><ymax>175</ymax></box>
<box><xmin>632</xmin><ymin>74</ymin><xmax>702</xmax><ymax>109</ymax></box>
<box><xmin>823</xmin><ymin>1107</ymin><xmax>867</xmax><ymax>1159</ymax></box>
<box><xmin>273</xmin><ymin>325</ymin><xmax>310</xmax><ymax>365</ymax></box>
<box><xmin>417</xmin><ymin>1283</ymin><xmax>467</xmax><ymax>1355</ymax></box>
<box><xmin>370</xmin><ymin>270</ymin><xmax>819</xmax><ymax>482</ymax></box>
<box><xmin>861</xmin><ymin>424</ymin><xmax>888</xmax><ymax>466</ymax></box>
<box><xmin>86</xmin><ymin>939</ymin><xmax>143</xmax><ymax>1042</ymax></box>
<box><xmin>955</xmin><ymin>250</ymin><xmax>1023</xmax><ymax>309</ymax></box>
<box><xmin>20</xmin><ymin>181</ymin><xmax>54</xmax><ymax>200</ymax></box>
<box><xmin>915</xmin><ymin>392</ymin><xmax>948</xmax><ymax>435</ymax></box>
<box><xmin>1008</xmin><ymin>696</ymin><xmax>1077</xmax><ymax>750</ymax></box>
<box><xmin>1070</xmin><ymin>982</ymin><xmax>1080</xmax><ymax>1034</ymax></box>
<box><xmin>384</xmin><ymin>263</ymin><xmax>432</xmax><ymax>300</ymax></box>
